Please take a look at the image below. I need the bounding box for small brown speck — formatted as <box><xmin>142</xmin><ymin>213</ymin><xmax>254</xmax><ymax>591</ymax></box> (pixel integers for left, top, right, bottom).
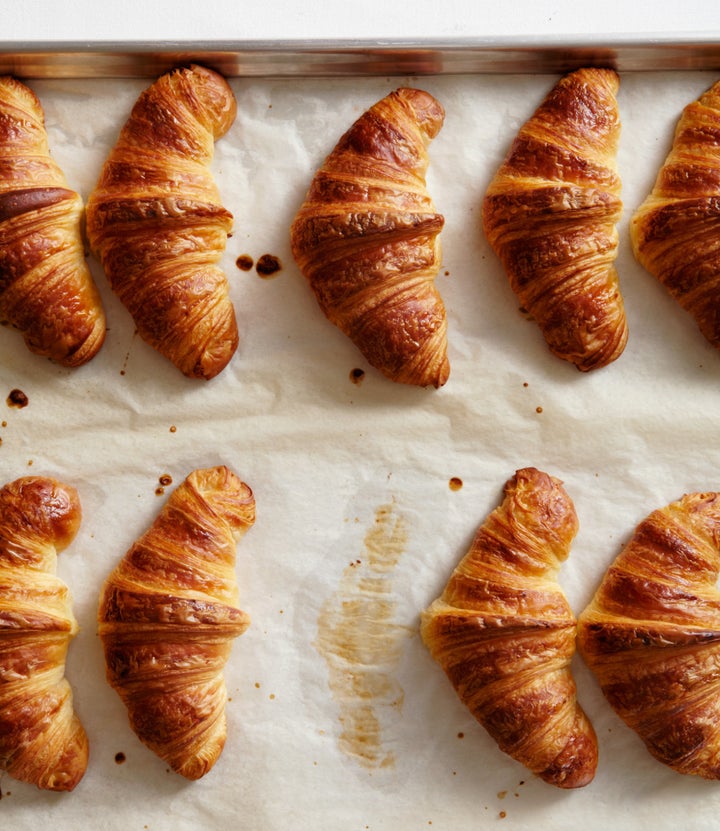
<box><xmin>169</xmin><ymin>425</ymin><xmax>177</xmax><ymax>433</ymax></box>
<box><xmin>114</xmin><ymin>752</ymin><xmax>126</xmax><ymax>764</ymax></box>
<box><xmin>255</xmin><ymin>682</ymin><xmax>261</xmax><ymax>689</ymax></box>
<box><xmin>536</xmin><ymin>406</ymin><xmax>543</xmax><ymax>414</ymax></box>
<box><xmin>497</xmin><ymin>790</ymin><xmax>507</xmax><ymax>800</ymax></box>
<box><xmin>449</xmin><ymin>477</ymin><xmax>463</xmax><ymax>491</ymax></box>
<box><xmin>457</xmin><ymin>732</ymin><xmax>464</xmax><ymax>739</ymax></box>
<box><xmin>350</xmin><ymin>367</ymin><xmax>365</xmax><ymax>384</ymax></box>
<box><xmin>256</xmin><ymin>253</ymin><xmax>282</xmax><ymax>278</ymax></box>
<box><xmin>6</xmin><ymin>389</ymin><xmax>28</xmax><ymax>408</ymax></box>
<box><xmin>269</xmin><ymin>693</ymin><xmax>276</xmax><ymax>700</ymax></box>
<box><xmin>499</xmin><ymin>811</ymin><xmax>507</xmax><ymax>819</ymax></box>
<box><xmin>27</xmin><ymin>459</ymin><xmax>32</xmax><ymax>466</ymax></box>
<box><xmin>155</xmin><ymin>487</ymin><xmax>165</xmax><ymax>496</ymax></box>
<box><xmin>1</xmin><ymin>421</ymin><xmax>7</xmax><ymax>427</ymax></box>
<box><xmin>236</xmin><ymin>254</ymin><xmax>254</xmax><ymax>271</ymax></box>
<box><xmin>523</xmin><ymin>381</ymin><xmax>529</xmax><ymax>388</ymax></box>
<box><xmin>159</xmin><ymin>474</ymin><xmax>172</xmax><ymax>487</ymax></box>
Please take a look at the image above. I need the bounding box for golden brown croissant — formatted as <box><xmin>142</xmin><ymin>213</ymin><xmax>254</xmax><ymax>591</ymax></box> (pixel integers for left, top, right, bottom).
<box><xmin>85</xmin><ymin>64</ymin><xmax>238</xmax><ymax>380</ymax></box>
<box><xmin>631</xmin><ymin>80</ymin><xmax>720</xmax><ymax>349</ymax></box>
<box><xmin>290</xmin><ymin>87</ymin><xmax>449</xmax><ymax>388</ymax></box>
<box><xmin>578</xmin><ymin>491</ymin><xmax>720</xmax><ymax>779</ymax></box>
<box><xmin>482</xmin><ymin>68</ymin><xmax>627</xmax><ymax>371</ymax></box>
<box><xmin>420</xmin><ymin>467</ymin><xmax>597</xmax><ymax>788</ymax></box>
<box><xmin>0</xmin><ymin>476</ymin><xmax>88</xmax><ymax>791</ymax></box>
<box><xmin>0</xmin><ymin>76</ymin><xmax>106</xmax><ymax>367</ymax></box>
<box><xmin>97</xmin><ymin>466</ymin><xmax>254</xmax><ymax>780</ymax></box>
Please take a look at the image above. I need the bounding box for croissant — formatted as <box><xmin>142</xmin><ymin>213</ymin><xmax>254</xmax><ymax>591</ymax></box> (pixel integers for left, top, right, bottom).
<box><xmin>290</xmin><ymin>87</ymin><xmax>449</xmax><ymax>388</ymax></box>
<box><xmin>420</xmin><ymin>467</ymin><xmax>597</xmax><ymax>788</ymax></box>
<box><xmin>0</xmin><ymin>76</ymin><xmax>106</xmax><ymax>367</ymax></box>
<box><xmin>97</xmin><ymin>466</ymin><xmax>255</xmax><ymax>780</ymax></box>
<box><xmin>0</xmin><ymin>476</ymin><xmax>88</xmax><ymax>791</ymax></box>
<box><xmin>85</xmin><ymin>64</ymin><xmax>238</xmax><ymax>380</ymax></box>
<box><xmin>482</xmin><ymin>68</ymin><xmax>627</xmax><ymax>371</ymax></box>
<box><xmin>631</xmin><ymin>80</ymin><xmax>720</xmax><ymax>349</ymax></box>
<box><xmin>577</xmin><ymin>491</ymin><xmax>720</xmax><ymax>779</ymax></box>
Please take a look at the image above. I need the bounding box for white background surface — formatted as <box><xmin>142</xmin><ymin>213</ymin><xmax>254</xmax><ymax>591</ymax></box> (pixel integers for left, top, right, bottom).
<box><xmin>2</xmin><ymin>0</ymin><xmax>720</xmax><ymax>43</ymax></box>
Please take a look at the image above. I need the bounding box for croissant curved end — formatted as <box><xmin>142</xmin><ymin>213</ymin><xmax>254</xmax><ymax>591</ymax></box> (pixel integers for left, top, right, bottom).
<box><xmin>394</xmin><ymin>86</ymin><xmax>445</xmax><ymax>140</ymax></box>
<box><xmin>183</xmin><ymin>64</ymin><xmax>237</xmax><ymax>140</ymax></box>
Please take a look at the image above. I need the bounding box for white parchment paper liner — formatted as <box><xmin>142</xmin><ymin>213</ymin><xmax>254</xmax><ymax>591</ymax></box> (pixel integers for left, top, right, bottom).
<box><xmin>1</xmin><ymin>69</ymin><xmax>720</xmax><ymax>830</ymax></box>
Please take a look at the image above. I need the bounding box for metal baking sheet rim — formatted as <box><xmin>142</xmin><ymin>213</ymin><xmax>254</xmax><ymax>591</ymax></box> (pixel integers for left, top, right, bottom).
<box><xmin>1</xmin><ymin>35</ymin><xmax>720</xmax><ymax>78</ymax></box>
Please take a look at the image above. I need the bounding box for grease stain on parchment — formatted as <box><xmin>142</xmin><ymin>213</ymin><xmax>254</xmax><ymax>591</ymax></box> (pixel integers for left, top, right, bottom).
<box><xmin>314</xmin><ymin>502</ymin><xmax>411</xmax><ymax>770</ymax></box>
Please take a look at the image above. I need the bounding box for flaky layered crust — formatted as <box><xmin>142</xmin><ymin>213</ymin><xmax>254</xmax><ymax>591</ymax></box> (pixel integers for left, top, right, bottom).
<box><xmin>290</xmin><ymin>87</ymin><xmax>449</xmax><ymax>388</ymax></box>
<box><xmin>85</xmin><ymin>65</ymin><xmax>238</xmax><ymax>380</ymax></box>
<box><xmin>421</xmin><ymin>467</ymin><xmax>597</xmax><ymax>788</ymax></box>
<box><xmin>98</xmin><ymin>466</ymin><xmax>255</xmax><ymax>780</ymax></box>
<box><xmin>482</xmin><ymin>68</ymin><xmax>627</xmax><ymax>371</ymax></box>
<box><xmin>0</xmin><ymin>76</ymin><xmax>106</xmax><ymax>366</ymax></box>
<box><xmin>631</xmin><ymin>80</ymin><xmax>720</xmax><ymax>349</ymax></box>
<box><xmin>0</xmin><ymin>476</ymin><xmax>88</xmax><ymax>791</ymax></box>
<box><xmin>578</xmin><ymin>491</ymin><xmax>720</xmax><ymax>779</ymax></box>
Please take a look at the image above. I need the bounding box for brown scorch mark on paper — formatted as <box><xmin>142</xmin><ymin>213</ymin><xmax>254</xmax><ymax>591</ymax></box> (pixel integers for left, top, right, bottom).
<box><xmin>255</xmin><ymin>254</ymin><xmax>282</xmax><ymax>278</ymax></box>
<box><xmin>236</xmin><ymin>254</ymin><xmax>254</xmax><ymax>271</ymax></box>
<box><xmin>314</xmin><ymin>502</ymin><xmax>410</xmax><ymax>769</ymax></box>
<box><xmin>6</xmin><ymin>389</ymin><xmax>28</xmax><ymax>408</ymax></box>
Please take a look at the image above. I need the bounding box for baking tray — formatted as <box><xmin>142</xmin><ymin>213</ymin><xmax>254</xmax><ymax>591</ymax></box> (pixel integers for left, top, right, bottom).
<box><xmin>3</xmin><ymin>37</ymin><xmax>720</xmax><ymax>831</ymax></box>
<box><xmin>1</xmin><ymin>35</ymin><xmax>720</xmax><ymax>78</ymax></box>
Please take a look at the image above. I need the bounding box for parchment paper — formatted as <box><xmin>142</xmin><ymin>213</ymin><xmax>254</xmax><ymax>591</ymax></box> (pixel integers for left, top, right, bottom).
<box><xmin>2</xmin><ymin>69</ymin><xmax>720</xmax><ymax>831</ymax></box>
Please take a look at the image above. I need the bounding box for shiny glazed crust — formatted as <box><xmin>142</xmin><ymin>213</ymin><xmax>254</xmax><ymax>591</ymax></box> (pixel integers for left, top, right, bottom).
<box><xmin>482</xmin><ymin>68</ymin><xmax>627</xmax><ymax>371</ymax></box>
<box><xmin>97</xmin><ymin>466</ymin><xmax>255</xmax><ymax>780</ymax></box>
<box><xmin>420</xmin><ymin>467</ymin><xmax>597</xmax><ymax>788</ymax></box>
<box><xmin>631</xmin><ymin>80</ymin><xmax>720</xmax><ymax>348</ymax></box>
<box><xmin>85</xmin><ymin>64</ymin><xmax>238</xmax><ymax>380</ymax></box>
<box><xmin>0</xmin><ymin>476</ymin><xmax>88</xmax><ymax>791</ymax></box>
<box><xmin>0</xmin><ymin>76</ymin><xmax>106</xmax><ymax>367</ymax></box>
<box><xmin>290</xmin><ymin>87</ymin><xmax>449</xmax><ymax>388</ymax></box>
<box><xmin>578</xmin><ymin>491</ymin><xmax>720</xmax><ymax>779</ymax></box>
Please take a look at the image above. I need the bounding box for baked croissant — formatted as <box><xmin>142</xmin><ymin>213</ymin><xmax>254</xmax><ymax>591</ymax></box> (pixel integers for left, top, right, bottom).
<box><xmin>0</xmin><ymin>76</ymin><xmax>106</xmax><ymax>366</ymax></box>
<box><xmin>482</xmin><ymin>68</ymin><xmax>627</xmax><ymax>371</ymax></box>
<box><xmin>631</xmin><ymin>80</ymin><xmax>720</xmax><ymax>349</ymax></box>
<box><xmin>85</xmin><ymin>64</ymin><xmax>238</xmax><ymax>380</ymax></box>
<box><xmin>98</xmin><ymin>466</ymin><xmax>254</xmax><ymax>780</ymax></box>
<box><xmin>290</xmin><ymin>87</ymin><xmax>449</xmax><ymax>388</ymax></box>
<box><xmin>578</xmin><ymin>491</ymin><xmax>720</xmax><ymax>779</ymax></box>
<box><xmin>420</xmin><ymin>467</ymin><xmax>597</xmax><ymax>788</ymax></box>
<box><xmin>0</xmin><ymin>476</ymin><xmax>88</xmax><ymax>791</ymax></box>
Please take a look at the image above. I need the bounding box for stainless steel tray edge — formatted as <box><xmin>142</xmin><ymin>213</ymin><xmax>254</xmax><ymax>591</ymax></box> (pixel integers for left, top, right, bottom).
<box><xmin>1</xmin><ymin>35</ymin><xmax>720</xmax><ymax>78</ymax></box>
